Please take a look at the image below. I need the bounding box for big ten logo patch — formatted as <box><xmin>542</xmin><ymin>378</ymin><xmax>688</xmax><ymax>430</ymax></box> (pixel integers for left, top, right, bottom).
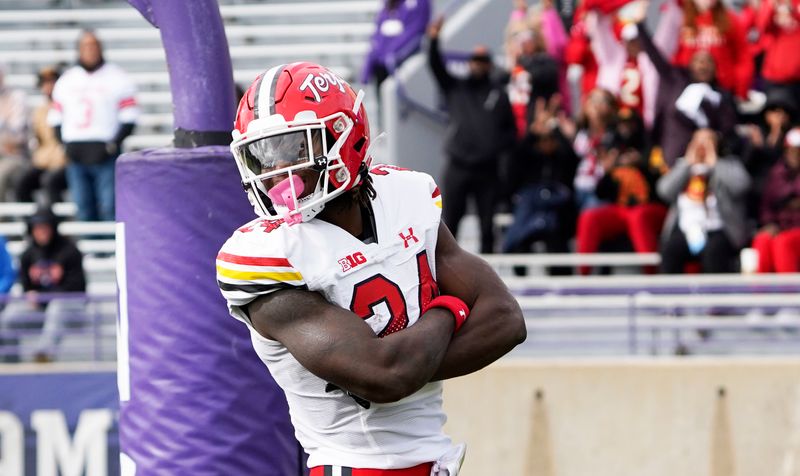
<box><xmin>338</xmin><ymin>251</ymin><xmax>367</xmax><ymax>272</ymax></box>
<box><xmin>299</xmin><ymin>72</ymin><xmax>346</xmax><ymax>102</ymax></box>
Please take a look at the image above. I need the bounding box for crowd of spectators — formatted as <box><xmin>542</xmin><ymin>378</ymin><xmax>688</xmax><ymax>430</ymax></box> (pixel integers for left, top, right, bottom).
<box><xmin>0</xmin><ymin>29</ymin><xmax>131</xmax><ymax>362</ymax></box>
<box><xmin>410</xmin><ymin>0</ymin><xmax>800</xmax><ymax>275</ymax></box>
<box><xmin>0</xmin><ymin>29</ymin><xmax>137</xmax><ymax>221</ymax></box>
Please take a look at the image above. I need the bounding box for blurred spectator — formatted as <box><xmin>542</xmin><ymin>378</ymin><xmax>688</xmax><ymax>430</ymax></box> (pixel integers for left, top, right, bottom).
<box><xmin>48</xmin><ymin>30</ymin><xmax>138</xmax><ymax>221</ymax></box>
<box><xmin>361</xmin><ymin>0</ymin><xmax>430</xmax><ymax>109</ymax></box>
<box><xmin>756</xmin><ymin>0</ymin><xmax>800</xmax><ymax>94</ymax></box>
<box><xmin>0</xmin><ymin>236</ymin><xmax>14</xmax><ymax>361</ymax></box>
<box><xmin>565</xmin><ymin>1</ymin><xmax>600</xmax><ymax>110</ymax></box>
<box><xmin>588</xmin><ymin>4</ymin><xmax>662</xmax><ymax>130</ymax></box>
<box><xmin>576</xmin><ymin>108</ymin><xmax>666</xmax><ymax>274</ymax></box>
<box><xmin>505</xmin><ymin>25</ymin><xmax>559</xmax><ymax>138</ymax></box>
<box><xmin>638</xmin><ymin>21</ymin><xmax>737</xmax><ymax>167</ymax></box>
<box><xmin>0</xmin><ymin>206</ymin><xmax>85</xmax><ymax>362</ymax></box>
<box><xmin>0</xmin><ymin>236</ymin><xmax>15</xmax><ymax>295</ymax></box>
<box><xmin>662</xmin><ymin>0</ymin><xmax>754</xmax><ymax>98</ymax></box>
<box><xmin>503</xmin><ymin>95</ymin><xmax>578</xmax><ymax>274</ymax></box>
<box><xmin>427</xmin><ymin>17</ymin><xmax>516</xmax><ymax>253</ymax></box>
<box><xmin>657</xmin><ymin>129</ymin><xmax>751</xmax><ymax>273</ymax></box>
<box><xmin>572</xmin><ymin>88</ymin><xmax>617</xmax><ymax>210</ymax></box>
<box><xmin>16</xmin><ymin>66</ymin><xmax>68</xmax><ymax>204</ymax></box>
<box><xmin>506</xmin><ymin>0</ymin><xmax>570</xmax><ymax>119</ymax></box>
<box><xmin>739</xmin><ymin>86</ymin><xmax>796</xmax><ymax>221</ymax></box>
<box><xmin>738</xmin><ymin>0</ymin><xmax>766</xmax><ymax>87</ymax></box>
<box><xmin>0</xmin><ymin>64</ymin><xmax>29</xmax><ymax>201</ymax></box>
<box><xmin>751</xmin><ymin>127</ymin><xmax>800</xmax><ymax>272</ymax></box>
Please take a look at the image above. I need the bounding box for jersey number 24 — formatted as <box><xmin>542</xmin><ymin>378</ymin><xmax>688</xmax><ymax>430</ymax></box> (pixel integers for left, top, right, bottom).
<box><xmin>349</xmin><ymin>250</ymin><xmax>438</xmax><ymax>337</ymax></box>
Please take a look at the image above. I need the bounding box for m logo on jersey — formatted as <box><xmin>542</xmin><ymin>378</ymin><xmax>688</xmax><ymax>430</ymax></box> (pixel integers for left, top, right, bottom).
<box><xmin>399</xmin><ymin>227</ymin><xmax>419</xmax><ymax>249</ymax></box>
<box><xmin>338</xmin><ymin>251</ymin><xmax>367</xmax><ymax>272</ymax></box>
<box><xmin>299</xmin><ymin>72</ymin><xmax>346</xmax><ymax>103</ymax></box>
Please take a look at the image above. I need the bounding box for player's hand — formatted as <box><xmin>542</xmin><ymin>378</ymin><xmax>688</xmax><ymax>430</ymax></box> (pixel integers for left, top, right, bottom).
<box><xmin>428</xmin><ymin>16</ymin><xmax>444</xmax><ymax>39</ymax></box>
<box><xmin>703</xmin><ymin>137</ymin><xmax>718</xmax><ymax>167</ymax></box>
<box><xmin>742</xmin><ymin>124</ymin><xmax>764</xmax><ymax>148</ymax></box>
<box><xmin>514</xmin><ymin>0</ymin><xmax>527</xmax><ymax>11</ymax></box>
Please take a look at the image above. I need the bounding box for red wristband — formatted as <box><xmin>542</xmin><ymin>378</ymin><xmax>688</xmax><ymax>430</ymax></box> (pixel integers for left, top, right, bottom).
<box><xmin>425</xmin><ymin>295</ymin><xmax>469</xmax><ymax>332</ymax></box>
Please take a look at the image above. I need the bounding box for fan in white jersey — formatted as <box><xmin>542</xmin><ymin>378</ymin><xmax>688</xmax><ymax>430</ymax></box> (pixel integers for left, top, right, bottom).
<box><xmin>47</xmin><ymin>30</ymin><xmax>138</xmax><ymax>221</ymax></box>
<box><xmin>216</xmin><ymin>62</ymin><xmax>526</xmax><ymax>476</ymax></box>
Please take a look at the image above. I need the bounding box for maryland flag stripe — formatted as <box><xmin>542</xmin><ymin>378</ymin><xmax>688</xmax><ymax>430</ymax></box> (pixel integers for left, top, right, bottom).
<box><xmin>217</xmin><ymin>252</ymin><xmax>291</xmax><ymax>267</ymax></box>
<box><xmin>216</xmin><ymin>266</ymin><xmax>303</xmax><ymax>282</ymax></box>
<box><xmin>216</xmin><ymin>252</ymin><xmax>304</xmax><ymax>285</ymax></box>
<box><xmin>432</xmin><ymin>187</ymin><xmax>443</xmax><ymax>209</ymax></box>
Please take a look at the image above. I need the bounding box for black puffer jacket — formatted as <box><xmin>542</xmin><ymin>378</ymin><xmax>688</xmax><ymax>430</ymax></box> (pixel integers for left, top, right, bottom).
<box><xmin>428</xmin><ymin>37</ymin><xmax>516</xmax><ymax>167</ymax></box>
<box><xmin>20</xmin><ymin>207</ymin><xmax>85</xmax><ymax>293</ymax></box>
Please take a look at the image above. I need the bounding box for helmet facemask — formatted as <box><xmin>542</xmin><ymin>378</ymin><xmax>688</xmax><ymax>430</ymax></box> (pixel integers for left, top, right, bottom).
<box><xmin>231</xmin><ymin>112</ymin><xmax>356</xmax><ymax>225</ymax></box>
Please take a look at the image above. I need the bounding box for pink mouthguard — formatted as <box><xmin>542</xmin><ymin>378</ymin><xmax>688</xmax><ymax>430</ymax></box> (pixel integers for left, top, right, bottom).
<box><xmin>266</xmin><ymin>175</ymin><xmax>305</xmax><ymax>211</ymax></box>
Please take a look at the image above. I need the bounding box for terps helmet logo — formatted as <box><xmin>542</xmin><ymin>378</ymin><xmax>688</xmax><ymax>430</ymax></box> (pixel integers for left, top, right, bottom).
<box><xmin>298</xmin><ymin>72</ymin><xmax>346</xmax><ymax>103</ymax></box>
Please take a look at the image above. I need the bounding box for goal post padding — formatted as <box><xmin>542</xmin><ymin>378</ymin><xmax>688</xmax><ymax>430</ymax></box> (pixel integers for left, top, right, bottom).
<box><xmin>116</xmin><ymin>147</ymin><xmax>303</xmax><ymax>475</ymax></box>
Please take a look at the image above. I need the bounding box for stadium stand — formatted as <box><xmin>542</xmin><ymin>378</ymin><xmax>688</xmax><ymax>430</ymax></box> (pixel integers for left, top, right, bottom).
<box><xmin>0</xmin><ymin>0</ymin><xmax>797</xmax><ymax>363</ymax></box>
<box><xmin>0</xmin><ymin>0</ymin><xmax>380</xmax><ymax>151</ymax></box>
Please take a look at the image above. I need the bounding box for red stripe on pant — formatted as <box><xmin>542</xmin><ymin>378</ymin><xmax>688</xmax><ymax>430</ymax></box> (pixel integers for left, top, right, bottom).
<box><xmin>309</xmin><ymin>462</ymin><xmax>433</xmax><ymax>476</ymax></box>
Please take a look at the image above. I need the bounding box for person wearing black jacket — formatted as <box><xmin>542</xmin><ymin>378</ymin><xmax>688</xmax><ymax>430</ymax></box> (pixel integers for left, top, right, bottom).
<box><xmin>636</xmin><ymin>22</ymin><xmax>737</xmax><ymax>168</ymax></box>
<box><xmin>427</xmin><ymin>17</ymin><xmax>517</xmax><ymax>253</ymax></box>
<box><xmin>502</xmin><ymin>95</ymin><xmax>578</xmax><ymax>275</ymax></box>
<box><xmin>0</xmin><ymin>206</ymin><xmax>86</xmax><ymax>362</ymax></box>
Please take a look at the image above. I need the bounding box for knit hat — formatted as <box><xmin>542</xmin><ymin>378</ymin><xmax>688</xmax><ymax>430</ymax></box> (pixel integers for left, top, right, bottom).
<box><xmin>765</xmin><ymin>87</ymin><xmax>798</xmax><ymax>120</ymax></box>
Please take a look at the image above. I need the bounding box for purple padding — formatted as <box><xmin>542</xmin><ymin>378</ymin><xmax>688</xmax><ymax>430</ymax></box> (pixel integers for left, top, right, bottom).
<box><xmin>117</xmin><ymin>148</ymin><xmax>302</xmax><ymax>475</ymax></box>
<box><xmin>127</xmin><ymin>0</ymin><xmax>235</xmax><ymax>134</ymax></box>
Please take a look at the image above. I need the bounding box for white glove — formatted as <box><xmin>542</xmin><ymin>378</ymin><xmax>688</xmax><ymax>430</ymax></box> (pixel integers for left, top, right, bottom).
<box><xmin>430</xmin><ymin>443</ymin><xmax>467</xmax><ymax>476</ymax></box>
<box><xmin>676</xmin><ymin>83</ymin><xmax>719</xmax><ymax>128</ymax></box>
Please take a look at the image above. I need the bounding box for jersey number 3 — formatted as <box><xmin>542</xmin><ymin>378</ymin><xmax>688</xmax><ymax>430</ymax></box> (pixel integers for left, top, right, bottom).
<box><xmin>349</xmin><ymin>250</ymin><xmax>438</xmax><ymax>337</ymax></box>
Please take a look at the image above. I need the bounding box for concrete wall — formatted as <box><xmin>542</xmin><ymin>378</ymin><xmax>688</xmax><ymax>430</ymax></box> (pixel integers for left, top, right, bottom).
<box><xmin>442</xmin><ymin>358</ymin><xmax>800</xmax><ymax>476</ymax></box>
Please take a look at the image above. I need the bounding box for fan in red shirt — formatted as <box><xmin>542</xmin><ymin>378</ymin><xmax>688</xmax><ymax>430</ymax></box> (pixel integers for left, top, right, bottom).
<box><xmin>756</xmin><ymin>0</ymin><xmax>800</xmax><ymax>89</ymax></box>
<box><xmin>565</xmin><ymin>2</ymin><xmax>599</xmax><ymax>104</ymax></box>
<box><xmin>669</xmin><ymin>0</ymin><xmax>754</xmax><ymax>98</ymax></box>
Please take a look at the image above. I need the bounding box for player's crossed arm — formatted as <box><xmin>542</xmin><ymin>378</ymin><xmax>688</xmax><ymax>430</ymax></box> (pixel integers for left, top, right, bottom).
<box><xmin>246</xmin><ymin>288</ymin><xmax>457</xmax><ymax>404</ymax></box>
<box><xmin>431</xmin><ymin>222</ymin><xmax>527</xmax><ymax>380</ymax></box>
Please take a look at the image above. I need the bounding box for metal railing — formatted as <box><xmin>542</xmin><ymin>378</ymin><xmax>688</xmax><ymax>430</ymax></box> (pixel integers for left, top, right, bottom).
<box><xmin>507</xmin><ymin>274</ymin><xmax>800</xmax><ymax>357</ymax></box>
<box><xmin>0</xmin><ymin>292</ymin><xmax>116</xmax><ymax>363</ymax></box>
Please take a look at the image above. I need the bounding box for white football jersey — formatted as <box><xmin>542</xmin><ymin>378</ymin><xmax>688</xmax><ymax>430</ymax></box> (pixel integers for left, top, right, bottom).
<box><xmin>47</xmin><ymin>63</ymin><xmax>139</xmax><ymax>142</ymax></box>
<box><xmin>216</xmin><ymin>166</ymin><xmax>451</xmax><ymax>469</ymax></box>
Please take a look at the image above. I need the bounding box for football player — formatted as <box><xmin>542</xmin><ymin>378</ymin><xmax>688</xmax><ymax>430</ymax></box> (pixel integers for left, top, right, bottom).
<box><xmin>216</xmin><ymin>62</ymin><xmax>526</xmax><ymax>476</ymax></box>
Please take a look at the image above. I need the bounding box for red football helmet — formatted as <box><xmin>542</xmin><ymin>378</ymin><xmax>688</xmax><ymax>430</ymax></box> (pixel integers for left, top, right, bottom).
<box><xmin>231</xmin><ymin>62</ymin><xmax>372</xmax><ymax>223</ymax></box>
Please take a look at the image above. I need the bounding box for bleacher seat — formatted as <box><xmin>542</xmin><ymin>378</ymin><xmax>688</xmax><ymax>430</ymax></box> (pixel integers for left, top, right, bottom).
<box><xmin>0</xmin><ymin>0</ymin><xmax>379</xmax><ymax>151</ymax></box>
